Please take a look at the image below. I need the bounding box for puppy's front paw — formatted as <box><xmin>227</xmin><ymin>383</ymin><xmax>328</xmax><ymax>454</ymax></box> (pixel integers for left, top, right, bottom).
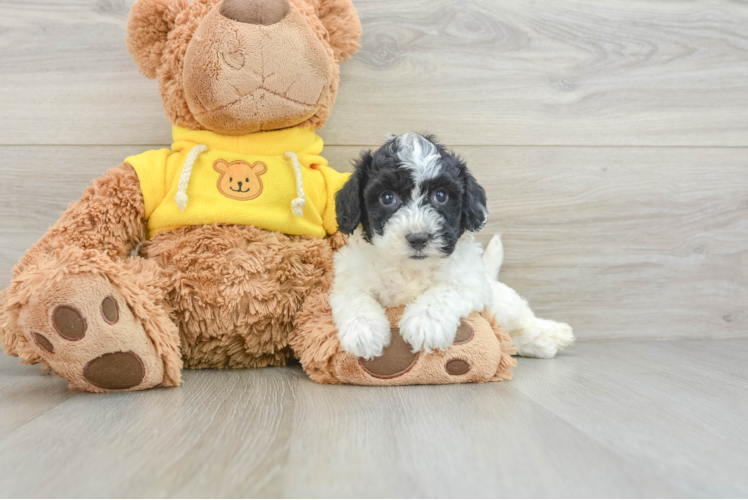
<box><xmin>400</xmin><ymin>304</ymin><xmax>460</xmax><ymax>353</ymax></box>
<box><xmin>338</xmin><ymin>316</ymin><xmax>392</xmax><ymax>360</ymax></box>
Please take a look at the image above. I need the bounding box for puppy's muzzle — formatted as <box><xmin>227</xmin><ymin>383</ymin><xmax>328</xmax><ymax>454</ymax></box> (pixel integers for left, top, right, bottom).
<box><xmin>406</xmin><ymin>233</ymin><xmax>431</xmax><ymax>251</ymax></box>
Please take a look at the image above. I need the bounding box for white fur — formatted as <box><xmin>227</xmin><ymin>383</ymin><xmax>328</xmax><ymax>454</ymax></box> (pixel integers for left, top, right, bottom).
<box><xmin>372</xmin><ymin>202</ymin><xmax>446</xmax><ymax>260</ymax></box>
<box><xmin>331</xmin><ymin>232</ymin><xmax>575</xmax><ymax>360</ymax></box>
<box><xmin>482</xmin><ymin>235</ymin><xmax>575</xmax><ymax>358</ymax></box>
<box><xmin>396</xmin><ymin>133</ymin><xmax>442</xmax><ymax>188</ymax></box>
<box><xmin>332</xmin><ymin>230</ymin><xmax>493</xmax><ymax>359</ymax></box>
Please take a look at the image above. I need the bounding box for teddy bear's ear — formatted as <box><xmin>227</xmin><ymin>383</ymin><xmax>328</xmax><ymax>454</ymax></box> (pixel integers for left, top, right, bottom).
<box><xmin>315</xmin><ymin>0</ymin><xmax>362</xmax><ymax>62</ymax></box>
<box><xmin>250</xmin><ymin>162</ymin><xmax>268</xmax><ymax>175</ymax></box>
<box><xmin>126</xmin><ymin>0</ymin><xmax>190</xmax><ymax>79</ymax></box>
<box><xmin>213</xmin><ymin>160</ymin><xmax>229</xmax><ymax>174</ymax></box>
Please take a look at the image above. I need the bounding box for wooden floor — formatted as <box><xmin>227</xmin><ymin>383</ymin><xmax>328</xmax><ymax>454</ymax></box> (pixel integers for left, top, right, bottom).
<box><xmin>1</xmin><ymin>0</ymin><xmax>747</xmax><ymax>497</ymax></box>
<box><xmin>0</xmin><ymin>340</ymin><xmax>747</xmax><ymax>498</ymax></box>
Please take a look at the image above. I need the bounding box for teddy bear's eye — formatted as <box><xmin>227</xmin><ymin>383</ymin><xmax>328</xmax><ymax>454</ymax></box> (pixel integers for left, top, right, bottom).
<box><xmin>246</xmin><ymin>178</ymin><xmax>249</xmax><ymax>183</ymax></box>
<box><xmin>230</xmin><ymin>177</ymin><xmax>233</xmax><ymax>182</ymax></box>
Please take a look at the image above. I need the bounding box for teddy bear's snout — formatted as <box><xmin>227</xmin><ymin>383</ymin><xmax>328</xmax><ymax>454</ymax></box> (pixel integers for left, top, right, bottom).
<box><xmin>220</xmin><ymin>0</ymin><xmax>290</xmax><ymax>26</ymax></box>
<box><xmin>182</xmin><ymin>0</ymin><xmax>337</xmax><ymax>134</ymax></box>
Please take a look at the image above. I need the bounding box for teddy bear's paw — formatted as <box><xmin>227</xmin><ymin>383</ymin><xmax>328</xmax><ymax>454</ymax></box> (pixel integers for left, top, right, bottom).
<box><xmin>18</xmin><ymin>273</ymin><xmax>166</xmax><ymax>392</ymax></box>
<box><xmin>359</xmin><ymin>328</ymin><xmax>420</xmax><ymax>379</ymax></box>
<box><xmin>349</xmin><ymin>314</ymin><xmax>500</xmax><ymax>385</ymax></box>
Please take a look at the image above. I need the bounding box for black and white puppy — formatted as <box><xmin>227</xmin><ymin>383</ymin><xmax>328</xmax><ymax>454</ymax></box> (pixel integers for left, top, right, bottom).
<box><xmin>332</xmin><ymin>133</ymin><xmax>574</xmax><ymax>360</ymax></box>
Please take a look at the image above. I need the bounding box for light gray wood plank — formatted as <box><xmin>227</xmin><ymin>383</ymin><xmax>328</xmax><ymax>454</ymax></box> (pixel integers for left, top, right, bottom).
<box><xmin>1</xmin><ymin>0</ymin><xmax>748</xmax><ymax>146</ymax></box>
<box><xmin>0</xmin><ymin>0</ymin><xmax>173</xmax><ymax>146</ymax></box>
<box><xmin>1</xmin><ymin>145</ymin><xmax>745</xmax><ymax>342</ymax></box>
<box><xmin>513</xmin><ymin>340</ymin><xmax>748</xmax><ymax>497</ymax></box>
<box><xmin>465</xmin><ymin>145</ymin><xmax>748</xmax><ymax>342</ymax></box>
<box><xmin>0</xmin><ymin>354</ymin><xmax>73</xmax><ymax>440</ymax></box>
<box><xmin>280</xmin><ymin>368</ymin><xmax>686</xmax><ymax>499</ymax></box>
<box><xmin>3</xmin><ymin>341</ymin><xmax>748</xmax><ymax>497</ymax></box>
<box><xmin>0</xmin><ymin>355</ymin><xmax>302</xmax><ymax>498</ymax></box>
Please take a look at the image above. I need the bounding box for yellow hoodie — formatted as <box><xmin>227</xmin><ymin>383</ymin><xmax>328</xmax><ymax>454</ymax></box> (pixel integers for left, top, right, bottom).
<box><xmin>125</xmin><ymin>126</ymin><xmax>350</xmax><ymax>239</ymax></box>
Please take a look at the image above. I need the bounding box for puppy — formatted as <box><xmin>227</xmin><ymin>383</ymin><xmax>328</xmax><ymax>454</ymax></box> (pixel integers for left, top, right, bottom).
<box><xmin>332</xmin><ymin>133</ymin><xmax>574</xmax><ymax>360</ymax></box>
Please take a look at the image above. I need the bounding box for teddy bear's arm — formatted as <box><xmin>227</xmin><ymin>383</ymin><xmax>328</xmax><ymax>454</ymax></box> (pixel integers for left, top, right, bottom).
<box><xmin>14</xmin><ymin>163</ymin><xmax>146</xmax><ymax>276</ymax></box>
<box><xmin>0</xmin><ymin>163</ymin><xmax>154</xmax><ymax>364</ymax></box>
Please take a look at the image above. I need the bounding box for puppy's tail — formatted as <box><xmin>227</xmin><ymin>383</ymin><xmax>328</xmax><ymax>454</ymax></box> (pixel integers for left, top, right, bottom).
<box><xmin>483</xmin><ymin>234</ymin><xmax>504</xmax><ymax>281</ymax></box>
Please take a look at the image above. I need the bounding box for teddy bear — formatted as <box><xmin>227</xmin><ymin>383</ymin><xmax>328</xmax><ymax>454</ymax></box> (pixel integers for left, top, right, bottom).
<box><xmin>0</xmin><ymin>0</ymin><xmax>517</xmax><ymax>392</ymax></box>
<box><xmin>0</xmin><ymin>0</ymin><xmax>362</xmax><ymax>392</ymax></box>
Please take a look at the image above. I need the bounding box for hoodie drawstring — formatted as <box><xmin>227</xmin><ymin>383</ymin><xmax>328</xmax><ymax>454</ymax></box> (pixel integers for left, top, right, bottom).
<box><xmin>174</xmin><ymin>144</ymin><xmax>209</xmax><ymax>212</ymax></box>
<box><xmin>284</xmin><ymin>151</ymin><xmax>306</xmax><ymax>217</ymax></box>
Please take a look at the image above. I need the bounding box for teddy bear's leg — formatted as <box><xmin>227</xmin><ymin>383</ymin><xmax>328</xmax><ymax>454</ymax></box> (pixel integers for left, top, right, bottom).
<box><xmin>293</xmin><ymin>295</ymin><xmax>517</xmax><ymax>386</ymax></box>
<box><xmin>6</xmin><ymin>254</ymin><xmax>181</xmax><ymax>392</ymax></box>
<box><xmin>483</xmin><ymin>235</ymin><xmax>575</xmax><ymax>358</ymax></box>
<box><xmin>0</xmin><ymin>164</ymin><xmax>182</xmax><ymax>392</ymax></box>
<box><xmin>141</xmin><ymin>225</ymin><xmax>344</xmax><ymax>371</ymax></box>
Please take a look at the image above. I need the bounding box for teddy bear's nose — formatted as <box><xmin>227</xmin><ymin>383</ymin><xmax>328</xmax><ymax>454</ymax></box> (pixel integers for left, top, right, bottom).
<box><xmin>220</xmin><ymin>0</ymin><xmax>291</xmax><ymax>26</ymax></box>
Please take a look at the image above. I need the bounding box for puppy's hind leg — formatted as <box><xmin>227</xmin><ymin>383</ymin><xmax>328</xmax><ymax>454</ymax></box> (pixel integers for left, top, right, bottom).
<box><xmin>483</xmin><ymin>235</ymin><xmax>574</xmax><ymax>358</ymax></box>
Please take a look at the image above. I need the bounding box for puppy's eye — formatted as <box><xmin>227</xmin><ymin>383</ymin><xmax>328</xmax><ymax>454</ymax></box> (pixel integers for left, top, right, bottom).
<box><xmin>432</xmin><ymin>189</ymin><xmax>449</xmax><ymax>205</ymax></box>
<box><xmin>380</xmin><ymin>191</ymin><xmax>398</xmax><ymax>207</ymax></box>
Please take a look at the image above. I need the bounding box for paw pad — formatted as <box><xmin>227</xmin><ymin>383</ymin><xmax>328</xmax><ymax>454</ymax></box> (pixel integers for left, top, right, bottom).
<box><xmin>84</xmin><ymin>351</ymin><xmax>145</xmax><ymax>390</ymax></box>
<box><xmin>33</xmin><ymin>332</ymin><xmax>55</xmax><ymax>353</ymax></box>
<box><xmin>52</xmin><ymin>305</ymin><xmax>87</xmax><ymax>340</ymax></box>
<box><xmin>453</xmin><ymin>321</ymin><xmax>474</xmax><ymax>345</ymax></box>
<box><xmin>445</xmin><ymin>358</ymin><xmax>471</xmax><ymax>375</ymax></box>
<box><xmin>359</xmin><ymin>328</ymin><xmax>419</xmax><ymax>379</ymax></box>
<box><xmin>101</xmin><ymin>296</ymin><xmax>119</xmax><ymax>324</ymax></box>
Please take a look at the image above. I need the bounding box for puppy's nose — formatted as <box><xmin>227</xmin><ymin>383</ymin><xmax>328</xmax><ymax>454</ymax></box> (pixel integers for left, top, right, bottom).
<box><xmin>406</xmin><ymin>233</ymin><xmax>430</xmax><ymax>250</ymax></box>
<box><xmin>220</xmin><ymin>0</ymin><xmax>291</xmax><ymax>25</ymax></box>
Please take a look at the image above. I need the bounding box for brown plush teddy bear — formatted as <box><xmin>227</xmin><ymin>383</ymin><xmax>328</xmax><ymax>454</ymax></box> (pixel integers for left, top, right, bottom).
<box><xmin>0</xmin><ymin>0</ymin><xmax>361</xmax><ymax>393</ymax></box>
<box><xmin>0</xmin><ymin>0</ymin><xmax>515</xmax><ymax>392</ymax></box>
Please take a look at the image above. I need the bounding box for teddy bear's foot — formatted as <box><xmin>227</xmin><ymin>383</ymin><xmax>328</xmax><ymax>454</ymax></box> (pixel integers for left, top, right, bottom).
<box><xmin>292</xmin><ymin>294</ymin><xmax>516</xmax><ymax>386</ymax></box>
<box><xmin>338</xmin><ymin>308</ymin><xmax>515</xmax><ymax>386</ymax></box>
<box><xmin>16</xmin><ymin>273</ymin><xmax>170</xmax><ymax>392</ymax></box>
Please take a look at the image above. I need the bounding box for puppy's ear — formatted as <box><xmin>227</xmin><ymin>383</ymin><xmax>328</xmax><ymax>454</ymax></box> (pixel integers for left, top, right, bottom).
<box><xmin>127</xmin><ymin>0</ymin><xmax>189</xmax><ymax>79</ymax></box>
<box><xmin>336</xmin><ymin>151</ymin><xmax>372</xmax><ymax>234</ymax></box>
<box><xmin>462</xmin><ymin>169</ymin><xmax>488</xmax><ymax>233</ymax></box>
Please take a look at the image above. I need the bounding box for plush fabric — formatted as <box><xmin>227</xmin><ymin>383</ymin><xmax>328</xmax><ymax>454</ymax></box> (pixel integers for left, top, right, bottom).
<box><xmin>127</xmin><ymin>0</ymin><xmax>361</xmax><ymax>134</ymax></box>
<box><xmin>142</xmin><ymin>223</ymin><xmax>340</xmax><ymax>370</ymax></box>
<box><xmin>291</xmin><ymin>293</ymin><xmax>517</xmax><ymax>385</ymax></box>
<box><xmin>220</xmin><ymin>0</ymin><xmax>291</xmax><ymax>26</ymax></box>
<box><xmin>126</xmin><ymin>0</ymin><xmax>190</xmax><ymax>80</ymax></box>
<box><xmin>0</xmin><ymin>166</ymin><xmax>183</xmax><ymax>392</ymax></box>
<box><xmin>183</xmin><ymin>3</ymin><xmax>334</xmax><ymax>135</ymax></box>
<box><xmin>127</xmin><ymin>126</ymin><xmax>349</xmax><ymax>238</ymax></box>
